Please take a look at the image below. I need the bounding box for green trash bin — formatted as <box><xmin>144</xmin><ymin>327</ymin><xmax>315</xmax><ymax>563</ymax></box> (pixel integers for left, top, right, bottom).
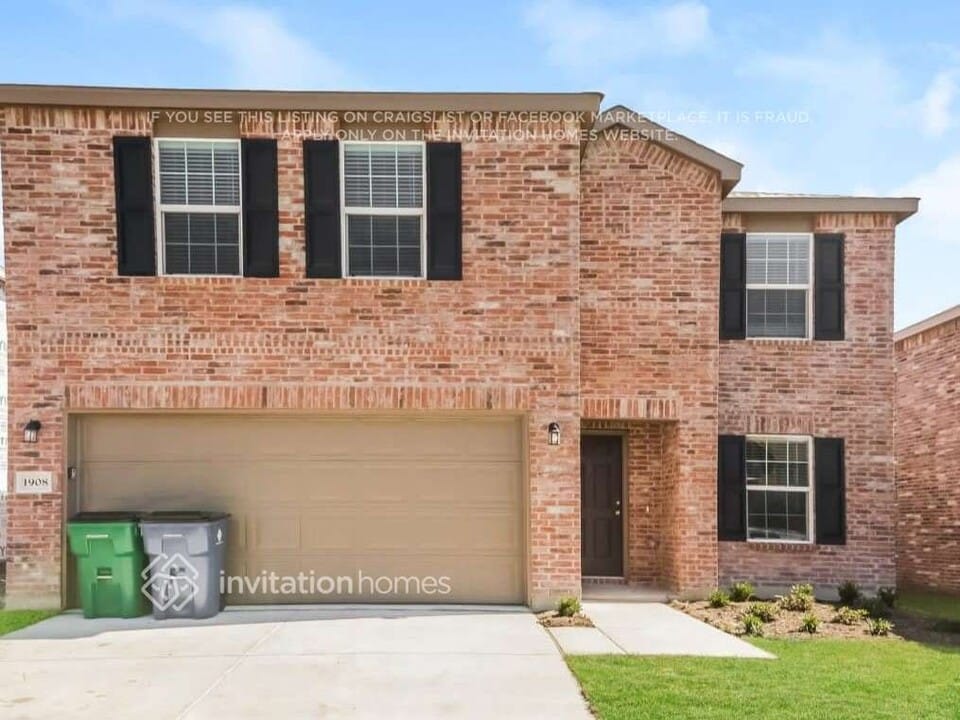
<box><xmin>67</xmin><ymin>512</ymin><xmax>149</xmax><ymax>618</ymax></box>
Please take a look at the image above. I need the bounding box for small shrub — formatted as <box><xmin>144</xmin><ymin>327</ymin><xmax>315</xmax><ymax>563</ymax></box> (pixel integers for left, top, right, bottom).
<box><xmin>877</xmin><ymin>587</ymin><xmax>897</xmax><ymax>608</ymax></box>
<box><xmin>729</xmin><ymin>581</ymin><xmax>755</xmax><ymax>602</ymax></box>
<box><xmin>867</xmin><ymin>618</ymin><xmax>894</xmax><ymax>636</ymax></box>
<box><xmin>746</xmin><ymin>602</ymin><xmax>778</xmax><ymax>622</ymax></box>
<box><xmin>708</xmin><ymin>589</ymin><xmax>731</xmax><ymax>608</ymax></box>
<box><xmin>861</xmin><ymin>597</ymin><xmax>892</xmax><ymax>620</ymax></box>
<box><xmin>833</xmin><ymin>606</ymin><xmax>869</xmax><ymax>626</ymax></box>
<box><xmin>800</xmin><ymin>614</ymin><xmax>820</xmax><ymax>634</ymax></box>
<box><xmin>742</xmin><ymin>614</ymin><xmax>765</xmax><ymax>636</ymax></box>
<box><xmin>837</xmin><ymin>581</ymin><xmax>861</xmax><ymax>606</ymax></box>
<box><xmin>556</xmin><ymin>596</ymin><xmax>581</xmax><ymax>618</ymax></box>
<box><xmin>791</xmin><ymin>583</ymin><xmax>814</xmax><ymax>598</ymax></box>
<box><xmin>779</xmin><ymin>588</ymin><xmax>814</xmax><ymax>612</ymax></box>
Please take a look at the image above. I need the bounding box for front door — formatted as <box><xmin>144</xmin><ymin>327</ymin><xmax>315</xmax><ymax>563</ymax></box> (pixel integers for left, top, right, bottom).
<box><xmin>581</xmin><ymin>434</ymin><xmax>623</xmax><ymax>577</ymax></box>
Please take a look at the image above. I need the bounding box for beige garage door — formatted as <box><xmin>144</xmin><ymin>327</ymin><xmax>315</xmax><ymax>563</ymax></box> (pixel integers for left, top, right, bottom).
<box><xmin>73</xmin><ymin>414</ymin><xmax>524</xmax><ymax>604</ymax></box>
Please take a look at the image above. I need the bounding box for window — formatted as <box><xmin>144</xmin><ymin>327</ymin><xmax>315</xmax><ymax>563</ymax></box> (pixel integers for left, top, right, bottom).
<box><xmin>156</xmin><ymin>139</ymin><xmax>242</xmax><ymax>275</ymax></box>
<box><xmin>746</xmin><ymin>436</ymin><xmax>813</xmax><ymax>542</ymax></box>
<box><xmin>342</xmin><ymin>142</ymin><xmax>425</xmax><ymax>278</ymax></box>
<box><xmin>746</xmin><ymin>233</ymin><xmax>811</xmax><ymax>338</ymax></box>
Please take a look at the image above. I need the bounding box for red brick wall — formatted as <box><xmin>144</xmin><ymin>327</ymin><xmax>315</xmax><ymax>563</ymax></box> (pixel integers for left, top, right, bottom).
<box><xmin>0</xmin><ymin>106</ymin><xmax>582</xmax><ymax>609</ymax></box>
<box><xmin>896</xmin><ymin>315</ymin><xmax>960</xmax><ymax>594</ymax></box>
<box><xmin>719</xmin><ymin>211</ymin><xmax>898</xmax><ymax>594</ymax></box>
<box><xmin>580</xmin><ymin>133</ymin><xmax>721</xmax><ymax>594</ymax></box>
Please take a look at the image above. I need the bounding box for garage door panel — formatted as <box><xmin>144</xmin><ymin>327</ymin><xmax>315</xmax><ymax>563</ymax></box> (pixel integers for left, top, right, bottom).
<box><xmin>238</xmin><ymin>553</ymin><xmax>522</xmax><ymax>604</ymax></box>
<box><xmin>81</xmin><ymin>463</ymin><xmax>239</xmax><ymax>510</ymax></box>
<box><xmin>349</xmin><ymin>512</ymin><xmax>521</xmax><ymax>552</ymax></box>
<box><xmin>252</xmin><ymin>514</ymin><xmax>302</xmax><ymax>551</ymax></box>
<box><xmin>76</xmin><ymin>414</ymin><xmax>525</xmax><ymax>604</ymax></box>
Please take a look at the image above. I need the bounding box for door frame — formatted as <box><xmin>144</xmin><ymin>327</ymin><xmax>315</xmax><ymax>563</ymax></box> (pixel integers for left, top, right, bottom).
<box><xmin>580</xmin><ymin>430</ymin><xmax>628</xmax><ymax>579</ymax></box>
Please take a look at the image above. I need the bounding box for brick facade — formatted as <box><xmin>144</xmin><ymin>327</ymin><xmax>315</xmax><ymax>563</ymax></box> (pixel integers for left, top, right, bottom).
<box><xmin>895</xmin><ymin>310</ymin><xmax>960</xmax><ymax>595</ymax></box>
<box><xmin>719</xmin><ymin>212</ymin><xmax>898</xmax><ymax>593</ymax></box>
<box><xmin>0</xmin><ymin>105</ymin><xmax>584</xmax><ymax>608</ymax></box>
<box><xmin>580</xmin><ymin>134</ymin><xmax>720</xmax><ymax>595</ymax></box>
<box><xmin>0</xmin><ymin>95</ymin><xmax>907</xmax><ymax>609</ymax></box>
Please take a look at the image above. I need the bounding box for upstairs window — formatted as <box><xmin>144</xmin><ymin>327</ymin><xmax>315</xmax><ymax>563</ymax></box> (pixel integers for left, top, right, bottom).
<box><xmin>746</xmin><ymin>233</ymin><xmax>811</xmax><ymax>338</ymax></box>
<box><xmin>746</xmin><ymin>436</ymin><xmax>813</xmax><ymax>542</ymax></box>
<box><xmin>342</xmin><ymin>142</ymin><xmax>425</xmax><ymax>278</ymax></box>
<box><xmin>156</xmin><ymin>139</ymin><xmax>242</xmax><ymax>275</ymax></box>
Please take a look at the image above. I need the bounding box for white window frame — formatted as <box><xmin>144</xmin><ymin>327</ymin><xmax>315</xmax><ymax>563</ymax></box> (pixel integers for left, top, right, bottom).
<box><xmin>153</xmin><ymin>137</ymin><xmax>244</xmax><ymax>277</ymax></box>
<box><xmin>340</xmin><ymin>140</ymin><xmax>427</xmax><ymax>280</ymax></box>
<box><xmin>745</xmin><ymin>434</ymin><xmax>815</xmax><ymax>545</ymax></box>
<box><xmin>745</xmin><ymin>232</ymin><xmax>814</xmax><ymax>340</ymax></box>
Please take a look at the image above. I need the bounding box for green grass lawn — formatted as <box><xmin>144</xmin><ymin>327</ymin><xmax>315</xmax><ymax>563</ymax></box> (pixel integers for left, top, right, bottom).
<box><xmin>0</xmin><ymin>610</ymin><xmax>58</xmax><ymax>637</ymax></box>
<box><xmin>568</xmin><ymin>639</ymin><xmax>960</xmax><ymax>720</ymax></box>
<box><xmin>899</xmin><ymin>590</ymin><xmax>960</xmax><ymax>622</ymax></box>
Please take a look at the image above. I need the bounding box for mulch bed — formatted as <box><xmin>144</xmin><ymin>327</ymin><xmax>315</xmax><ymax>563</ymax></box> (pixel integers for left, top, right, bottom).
<box><xmin>537</xmin><ymin>610</ymin><xmax>594</xmax><ymax>628</ymax></box>
<box><xmin>672</xmin><ymin>598</ymin><xmax>960</xmax><ymax>645</ymax></box>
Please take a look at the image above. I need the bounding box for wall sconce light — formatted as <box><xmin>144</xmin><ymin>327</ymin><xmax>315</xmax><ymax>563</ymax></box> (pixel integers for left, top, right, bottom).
<box><xmin>547</xmin><ymin>422</ymin><xmax>561</xmax><ymax>446</ymax></box>
<box><xmin>23</xmin><ymin>420</ymin><xmax>41</xmax><ymax>444</ymax></box>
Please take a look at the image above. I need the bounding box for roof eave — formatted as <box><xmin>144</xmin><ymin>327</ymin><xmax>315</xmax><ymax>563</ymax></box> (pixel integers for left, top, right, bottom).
<box><xmin>723</xmin><ymin>195</ymin><xmax>920</xmax><ymax>224</ymax></box>
<box><xmin>895</xmin><ymin>304</ymin><xmax>960</xmax><ymax>343</ymax></box>
<box><xmin>594</xmin><ymin>105</ymin><xmax>743</xmax><ymax>197</ymax></box>
<box><xmin>0</xmin><ymin>83</ymin><xmax>604</xmax><ymax>113</ymax></box>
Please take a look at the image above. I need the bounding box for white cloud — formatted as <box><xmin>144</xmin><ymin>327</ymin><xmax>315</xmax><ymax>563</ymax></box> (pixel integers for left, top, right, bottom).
<box><xmin>919</xmin><ymin>70</ymin><xmax>957</xmax><ymax>137</ymax></box>
<box><xmin>743</xmin><ymin>32</ymin><xmax>907</xmax><ymax>128</ymax></box>
<box><xmin>103</xmin><ymin>0</ymin><xmax>352</xmax><ymax>89</ymax></box>
<box><xmin>895</xmin><ymin>154</ymin><xmax>960</xmax><ymax>245</ymax></box>
<box><xmin>524</xmin><ymin>0</ymin><xmax>710</xmax><ymax>70</ymax></box>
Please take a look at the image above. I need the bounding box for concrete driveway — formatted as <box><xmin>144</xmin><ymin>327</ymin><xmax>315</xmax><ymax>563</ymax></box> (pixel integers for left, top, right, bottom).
<box><xmin>0</xmin><ymin>606</ymin><xmax>591</xmax><ymax>719</ymax></box>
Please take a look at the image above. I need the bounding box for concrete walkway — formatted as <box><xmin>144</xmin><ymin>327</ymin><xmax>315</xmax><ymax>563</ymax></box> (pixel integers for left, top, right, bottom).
<box><xmin>550</xmin><ymin>602</ymin><xmax>773</xmax><ymax>658</ymax></box>
<box><xmin>0</xmin><ymin>606</ymin><xmax>592</xmax><ymax>719</ymax></box>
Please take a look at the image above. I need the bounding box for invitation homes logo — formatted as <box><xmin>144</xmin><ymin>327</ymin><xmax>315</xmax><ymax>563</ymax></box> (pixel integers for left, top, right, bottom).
<box><xmin>141</xmin><ymin>553</ymin><xmax>201</xmax><ymax>612</ymax></box>
<box><xmin>221</xmin><ymin>571</ymin><xmax>453</xmax><ymax>598</ymax></box>
<box><xmin>140</xmin><ymin>554</ymin><xmax>454</xmax><ymax>611</ymax></box>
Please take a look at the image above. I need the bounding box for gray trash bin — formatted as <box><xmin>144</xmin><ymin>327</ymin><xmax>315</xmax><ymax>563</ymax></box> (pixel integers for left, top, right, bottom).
<box><xmin>139</xmin><ymin>511</ymin><xmax>230</xmax><ymax>620</ymax></box>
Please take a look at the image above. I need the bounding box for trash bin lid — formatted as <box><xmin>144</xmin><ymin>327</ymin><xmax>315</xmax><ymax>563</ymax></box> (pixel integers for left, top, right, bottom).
<box><xmin>140</xmin><ymin>511</ymin><xmax>230</xmax><ymax>523</ymax></box>
<box><xmin>69</xmin><ymin>511</ymin><xmax>142</xmax><ymax>523</ymax></box>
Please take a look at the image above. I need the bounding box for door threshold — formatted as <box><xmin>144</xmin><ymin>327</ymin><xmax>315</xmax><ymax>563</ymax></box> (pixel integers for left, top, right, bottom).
<box><xmin>582</xmin><ymin>576</ymin><xmax>626</xmax><ymax>585</ymax></box>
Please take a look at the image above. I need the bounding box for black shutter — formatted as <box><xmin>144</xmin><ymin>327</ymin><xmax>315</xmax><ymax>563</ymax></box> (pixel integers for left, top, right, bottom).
<box><xmin>815</xmin><ymin>438</ymin><xmax>846</xmax><ymax>545</ymax></box>
<box><xmin>113</xmin><ymin>136</ymin><xmax>156</xmax><ymax>276</ymax></box>
<box><xmin>426</xmin><ymin>142</ymin><xmax>462</xmax><ymax>280</ymax></box>
<box><xmin>814</xmin><ymin>233</ymin><xmax>845</xmax><ymax>340</ymax></box>
<box><xmin>303</xmin><ymin>140</ymin><xmax>342</xmax><ymax>278</ymax></box>
<box><xmin>717</xmin><ymin>435</ymin><xmax>747</xmax><ymax>541</ymax></box>
<box><xmin>241</xmin><ymin>139</ymin><xmax>279</xmax><ymax>277</ymax></box>
<box><xmin>719</xmin><ymin>233</ymin><xmax>746</xmax><ymax>339</ymax></box>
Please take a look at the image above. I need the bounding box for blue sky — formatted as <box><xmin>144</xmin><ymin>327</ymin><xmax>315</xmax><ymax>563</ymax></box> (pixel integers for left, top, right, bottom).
<box><xmin>3</xmin><ymin>0</ymin><xmax>959</xmax><ymax>328</ymax></box>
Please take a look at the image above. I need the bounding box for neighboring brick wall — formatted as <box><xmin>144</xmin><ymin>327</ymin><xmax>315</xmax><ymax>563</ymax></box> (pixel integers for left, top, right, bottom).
<box><xmin>0</xmin><ymin>106</ymin><xmax>582</xmax><ymax>609</ymax></box>
<box><xmin>718</xmin><ymin>212</ymin><xmax>898</xmax><ymax>593</ymax></box>
<box><xmin>896</xmin><ymin>315</ymin><xmax>960</xmax><ymax>594</ymax></box>
<box><xmin>580</xmin><ymin>133</ymin><xmax>721</xmax><ymax>594</ymax></box>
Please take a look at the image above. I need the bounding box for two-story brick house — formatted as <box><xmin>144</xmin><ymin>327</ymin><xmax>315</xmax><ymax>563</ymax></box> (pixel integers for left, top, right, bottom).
<box><xmin>0</xmin><ymin>85</ymin><xmax>917</xmax><ymax>610</ymax></box>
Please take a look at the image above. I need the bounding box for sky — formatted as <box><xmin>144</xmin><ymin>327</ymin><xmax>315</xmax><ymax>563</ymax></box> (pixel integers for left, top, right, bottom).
<box><xmin>2</xmin><ymin>0</ymin><xmax>959</xmax><ymax>329</ymax></box>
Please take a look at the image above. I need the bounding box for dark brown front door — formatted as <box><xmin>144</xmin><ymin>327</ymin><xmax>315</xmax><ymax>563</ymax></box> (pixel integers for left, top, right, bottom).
<box><xmin>581</xmin><ymin>434</ymin><xmax>624</xmax><ymax>577</ymax></box>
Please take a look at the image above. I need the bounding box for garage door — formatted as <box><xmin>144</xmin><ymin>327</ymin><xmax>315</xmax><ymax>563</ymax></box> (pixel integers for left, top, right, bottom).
<box><xmin>73</xmin><ymin>414</ymin><xmax>525</xmax><ymax>604</ymax></box>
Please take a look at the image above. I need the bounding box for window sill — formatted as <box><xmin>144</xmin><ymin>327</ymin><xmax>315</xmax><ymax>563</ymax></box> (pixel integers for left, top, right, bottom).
<box><xmin>158</xmin><ymin>274</ymin><xmax>244</xmax><ymax>279</ymax></box>
<box><xmin>734</xmin><ymin>540</ymin><xmax>820</xmax><ymax>553</ymax></box>
<box><xmin>743</xmin><ymin>336</ymin><xmax>811</xmax><ymax>343</ymax></box>
<box><xmin>344</xmin><ymin>276</ymin><xmax>427</xmax><ymax>282</ymax></box>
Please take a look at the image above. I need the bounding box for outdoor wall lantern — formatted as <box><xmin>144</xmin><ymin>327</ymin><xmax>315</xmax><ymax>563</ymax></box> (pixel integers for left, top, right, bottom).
<box><xmin>548</xmin><ymin>422</ymin><xmax>561</xmax><ymax>446</ymax></box>
<box><xmin>23</xmin><ymin>420</ymin><xmax>41</xmax><ymax>444</ymax></box>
